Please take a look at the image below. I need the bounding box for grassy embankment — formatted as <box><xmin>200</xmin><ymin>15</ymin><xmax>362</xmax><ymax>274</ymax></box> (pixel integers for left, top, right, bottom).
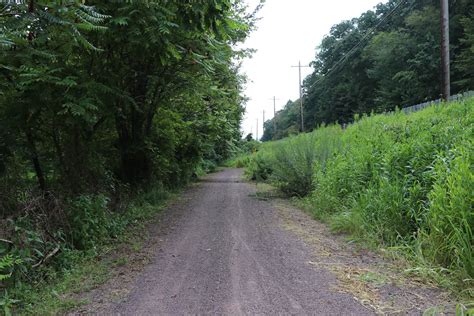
<box><xmin>234</xmin><ymin>98</ymin><xmax>473</xmax><ymax>298</ymax></box>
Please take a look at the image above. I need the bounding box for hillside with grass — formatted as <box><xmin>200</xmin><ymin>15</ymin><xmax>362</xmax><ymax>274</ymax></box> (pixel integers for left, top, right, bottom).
<box><xmin>242</xmin><ymin>98</ymin><xmax>473</xmax><ymax>297</ymax></box>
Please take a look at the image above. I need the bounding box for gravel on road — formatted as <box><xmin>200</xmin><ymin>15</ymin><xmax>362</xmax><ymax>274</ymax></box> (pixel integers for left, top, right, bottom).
<box><xmin>110</xmin><ymin>168</ymin><xmax>372</xmax><ymax>315</ymax></box>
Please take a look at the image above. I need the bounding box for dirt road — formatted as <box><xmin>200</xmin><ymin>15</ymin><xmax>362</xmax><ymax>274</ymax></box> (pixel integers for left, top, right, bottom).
<box><xmin>109</xmin><ymin>169</ymin><xmax>372</xmax><ymax>315</ymax></box>
<box><xmin>73</xmin><ymin>168</ymin><xmax>450</xmax><ymax>315</ymax></box>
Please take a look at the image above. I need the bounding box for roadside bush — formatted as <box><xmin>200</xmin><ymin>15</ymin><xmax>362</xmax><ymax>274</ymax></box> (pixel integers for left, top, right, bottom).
<box><xmin>234</xmin><ymin>155</ymin><xmax>251</xmax><ymax>168</ymax></box>
<box><xmin>224</xmin><ymin>139</ymin><xmax>260</xmax><ymax>169</ymax></box>
<box><xmin>0</xmin><ymin>254</ymin><xmax>22</xmax><ymax>286</ymax></box>
<box><xmin>246</xmin><ymin>151</ymin><xmax>273</xmax><ymax>181</ymax></box>
<box><xmin>225</xmin><ymin>154</ymin><xmax>252</xmax><ymax>168</ymax></box>
<box><xmin>252</xmin><ymin>125</ymin><xmax>342</xmax><ymax>196</ymax></box>
<box><xmin>270</xmin><ymin>134</ymin><xmax>318</xmax><ymax>196</ymax></box>
<box><xmin>67</xmin><ymin>194</ymin><xmax>114</xmax><ymax>251</ymax></box>
<box><xmin>195</xmin><ymin>159</ymin><xmax>218</xmax><ymax>176</ymax></box>
<box><xmin>1</xmin><ymin>182</ymin><xmax>170</xmax><ymax>313</ymax></box>
<box><xmin>241</xmin><ymin>140</ymin><xmax>260</xmax><ymax>153</ymax></box>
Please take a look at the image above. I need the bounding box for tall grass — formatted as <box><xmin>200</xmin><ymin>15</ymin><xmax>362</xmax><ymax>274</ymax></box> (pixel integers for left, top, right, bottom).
<box><xmin>248</xmin><ymin>98</ymin><xmax>474</xmax><ymax>291</ymax></box>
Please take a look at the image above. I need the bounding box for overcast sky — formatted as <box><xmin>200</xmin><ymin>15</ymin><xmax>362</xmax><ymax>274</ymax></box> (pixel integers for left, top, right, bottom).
<box><xmin>240</xmin><ymin>0</ymin><xmax>386</xmax><ymax>139</ymax></box>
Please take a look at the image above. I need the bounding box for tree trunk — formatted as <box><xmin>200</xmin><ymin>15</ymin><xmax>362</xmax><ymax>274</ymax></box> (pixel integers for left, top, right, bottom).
<box><xmin>25</xmin><ymin>129</ymin><xmax>46</xmax><ymax>192</ymax></box>
<box><xmin>115</xmin><ymin>109</ymin><xmax>151</xmax><ymax>184</ymax></box>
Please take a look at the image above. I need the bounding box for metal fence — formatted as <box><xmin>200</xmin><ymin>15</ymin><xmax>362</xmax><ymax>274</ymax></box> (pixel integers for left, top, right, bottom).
<box><xmin>401</xmin><ymin>90</ymin><xmax>474</xmax><ymax>114</ymax></box>
<box><xmin>339</xmin><ymin>90</ymin><xmax>474</xmax><ymax>130</ymax></box>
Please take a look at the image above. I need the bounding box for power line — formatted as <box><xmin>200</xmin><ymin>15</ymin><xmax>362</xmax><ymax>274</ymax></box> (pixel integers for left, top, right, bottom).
<box><xmin>308</xmin><ymin>0</ymin><xmax>410</xmax><ymax>90</ymax></box>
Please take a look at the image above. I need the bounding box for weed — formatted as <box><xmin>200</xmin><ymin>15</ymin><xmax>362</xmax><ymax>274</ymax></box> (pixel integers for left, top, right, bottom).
<box><xmin>113</xmin><ymin>257</ymin><xmax>128</xmax><ymax>267</ymax></box>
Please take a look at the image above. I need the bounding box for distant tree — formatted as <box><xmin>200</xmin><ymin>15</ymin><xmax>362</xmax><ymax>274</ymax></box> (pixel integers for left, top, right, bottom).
<box><xmin>260</xmin><ymin>120</ymin><xmax>273</xmax><ymax>142</ymax></box>
<box><xmin>454</xmin><ymin>8</ymin><xmax>474</xmax><ymax>89</ymax></box>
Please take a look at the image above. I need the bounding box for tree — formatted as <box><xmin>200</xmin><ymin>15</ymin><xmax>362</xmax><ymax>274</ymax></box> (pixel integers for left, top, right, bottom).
<box><xmin>454</xmin><ymin>8</ymin><xmax>474</xmax><ymax>89</ymax></box>
<box><xmin>0</xmin><ymin>0</ymin><xmax>258</xmax><ymax>204</ymax></box>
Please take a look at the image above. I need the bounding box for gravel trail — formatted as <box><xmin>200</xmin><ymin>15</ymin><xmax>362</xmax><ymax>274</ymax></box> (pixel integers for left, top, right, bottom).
<box><xmin>110</xmin><ymin>168</ymin><xmax>372</xmax><ymax>315</ymax></box>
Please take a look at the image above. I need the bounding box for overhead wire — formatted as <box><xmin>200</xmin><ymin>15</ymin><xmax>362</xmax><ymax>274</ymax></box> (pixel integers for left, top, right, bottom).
<box><xmin>307</xmin><ymin>0</ymin><xmax>412</xmax><ymax>90</ymax></box>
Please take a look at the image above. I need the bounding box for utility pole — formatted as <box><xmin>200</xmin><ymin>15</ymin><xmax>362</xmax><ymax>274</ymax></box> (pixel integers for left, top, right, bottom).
<box><xmin>273</xmin><ymin>96</ymin><xmax>277</xmax><ymax>139</ymax></box>
<box><xmin>256</xmin><ymin>118</ymin><xmax>259</xmax><ymax>141</ymax></box>
<box><xmin>262</xmin><ymin>110</ymin><xmax>265</xmax><ymax>137</ymax></box>
<box><xmin>291</xmin><ymin>61</ymin><xmax>311</xmax><ymax>132</ymax></box>
<box><xmin>440</xmin><ymin>0</ymin><xmax>450</xmax><ymax>100</ymax></box>
<box><xmin>268</xmin><ymin>96</ymin><xmax>280</xmax><ymax>140</ymax></box>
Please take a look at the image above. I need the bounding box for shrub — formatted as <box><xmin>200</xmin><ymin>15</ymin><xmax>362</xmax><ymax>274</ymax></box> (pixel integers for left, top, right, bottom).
<box><xmin>246</xmin><ymin>151</ymin><xmax>273</xmax><ymax>181</ymax></box>
<box><xmin>195</xmin><ymin>159</ymin><xmax>218</xmax><ymax>176</ymax></box>
<box><xmin>0</xmin><ymin>254</ymin><xmax>22</xmax><ymax>285</ymax></box>
<box><xmin>66</xmin><ymin>194</ymin><xmax>113</xmax><ymax>251</ymax></box>
<box><xmin>254</xmin><ymin>125</ymin><xmax>342</xmax><ymax>196</ymax></box>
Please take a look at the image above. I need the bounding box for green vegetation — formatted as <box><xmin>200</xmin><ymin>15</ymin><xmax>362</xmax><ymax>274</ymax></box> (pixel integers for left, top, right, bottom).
<box><xmin>224</xmin><ymin>136</ymin><xmax>260</xmax><ymax>169</ymax></box>
<box><xmin>262</xmin><ymin>0</ymin><xmax>474</xmax><ymax>141</ymax></box>
<box><xmin>247</xmin><ymin>98</ymin><xmax>473</xmax><ymax>297</ymax></box>
<box><xmin>0</xmin><ymin>0</ymin><xmax>260</xmax><ymax>312</ymax></box>
<box><xmin>1</xmin><ymin>184</ymin><xmax>172</xmax><ymax>315</ymax></box>
<box><xmin>18</xmin><ymin>187</ymin><xmax>171</xmax><ymax>315</ymax></box>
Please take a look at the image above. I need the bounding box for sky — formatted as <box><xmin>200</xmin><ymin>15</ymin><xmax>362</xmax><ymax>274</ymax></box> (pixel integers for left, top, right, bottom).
<box><xmin>240</xmin><ymin>0</ymin><xmax>386</xmax><ymax>139</ymax></box>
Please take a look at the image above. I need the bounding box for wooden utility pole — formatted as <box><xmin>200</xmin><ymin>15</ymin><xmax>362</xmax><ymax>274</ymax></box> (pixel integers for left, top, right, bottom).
<box><xmin>440</xmin><ymin>0</ymin><xmax>450</xmax><ymax>100</ymax></box>
<box><xmin>291</xmin><ymin>61</ymin><xmax>310</xmax><ymax>132</ymax></box>
<box><xmin>268</xmin><ymin>96</ymin><xmax>280</xmax><ymax>140</ymax></box>
<box><xmin>297</xmin><ymin>61</ymin><xmax>303</xmax><ymax>132</ymax></box>
<box><xmin>262</xmin><ymin>110</ymin><xmax>265</xmax><ymax>135</ymax></box>
<box><xmin>256</xmin><ymin>118</ymin><xmax>259</xmax><ymax>141</ymax></box>
<box><xmin>273</xmin><ymin>96</ymin><xmax>277</xmax><ymax>139</ymax></box>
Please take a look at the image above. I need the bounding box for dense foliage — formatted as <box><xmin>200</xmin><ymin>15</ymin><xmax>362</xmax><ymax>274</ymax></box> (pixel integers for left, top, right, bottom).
<box><xmin>0</xmin><ymin>0</ymin><xmax>258</xmax><ymax>310</ymax></box>
<box><xmin>248</xmin><ymin>98</ymin><xmax>473</xmax><ymax>294</ymax></box>
<box><xmin>262</xmin><ymin>0</ymin><xmax>474</xmax><ymax>141</ymax></box>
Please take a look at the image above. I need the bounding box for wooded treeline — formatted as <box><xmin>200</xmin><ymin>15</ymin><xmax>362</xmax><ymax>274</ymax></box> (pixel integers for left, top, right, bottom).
<box><xmin>262</xmin><ymin>0</ymin><xmax>474</xmax><ymax>141</ymax></box>
<box><xmin>0</xmin><ymin>0</ymin><xmax>255</xmax><ymax>213</ymax></box>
